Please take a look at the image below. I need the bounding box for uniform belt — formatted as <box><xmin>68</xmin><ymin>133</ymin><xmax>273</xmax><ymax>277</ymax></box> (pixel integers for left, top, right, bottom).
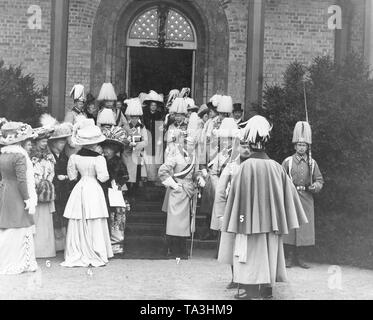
<box><xmin>295</xmin><ymin>185</ymin><xmax>308</xmax><ymax>191</ymax></box>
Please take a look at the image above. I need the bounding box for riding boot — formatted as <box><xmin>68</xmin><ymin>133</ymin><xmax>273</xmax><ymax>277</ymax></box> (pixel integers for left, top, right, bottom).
<box><xmin>295</xmin><ymin>247</ymin><xmax>310</xmax><ymax>269</ymax></box>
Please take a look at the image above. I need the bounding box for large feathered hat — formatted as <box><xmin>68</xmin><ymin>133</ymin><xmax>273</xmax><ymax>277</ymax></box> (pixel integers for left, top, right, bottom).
<box><xmin>179</xmin><ymin>88</ymin><xmax>191</xmax><ymax>98</ymax></box>
<box><xmin>241</xmin><ymin>115</ymin><xmax>272</xmax><ymax>149</ymax></box>
<box><xmin>216</xmin><ymin>117</ymin><xmax>240</xmax><ymax>138</ymax></box>
<box><xmin>186</xmin><ymin>97</ymin><xmax>198</xmax><ymax>111</ymax></box>
<box><xmin>70</xmin><ymin>84</ymin><xmax>86</xmax><ymax>102</ymax></box>
<box><xmin>144</xmin><ymin>90</ymin><xmax>164</xmax><ymax>105</ymax></box>
<box><xmin>209</xmin><ymin>94</ymin><xmax>222</xmax><ymax>108</ymax></box>
<box><xmin>292</xmin><ymin>121</ymin><xmax>312</xmax><ymax>144</ymax></box>
<box><xmin>0</xmin><ymin>122</ymin><xmax>37</xmax><ymax>145</ymax></box>
<box><xmin>97</xmin><ymin>108</ymin><xmax>116</xmax><ymax>126</ymax></box>
<box><xmin>37</xmin><ymin>114</ymin><xmax>72</xmax><ymax>141</ymax></box>
<box><xmin>217</xmin><ymin>95</ymin><xmax>233</xmax><ymax>114</ymax></box>
<box><xmin>125</xmin><ymin>98</ymin><xmax>143</xmax><ymax>116</ymax></box>
<box><xmin>101</xmin><ymin>126</ymin><xmax>127</xmax><ymax>153</ymax></box>
<box><xmin>97</xmin><ymin>83</ymin><xmax>117</xmax><ymax>101</ymax></box>
<box><xmin>169</xmin><ymin>97</ymin><xmax>188</xmax><ymax>114</ymax></box>
<box><xmin>166</xmin><ymin>89</ymin><xmax>180</xmax><ymax>109</ymax></box>
<box><xmin>71</xmin><ymin>118</ymin><xmax>106</xmax><ymax>146</ymax></box>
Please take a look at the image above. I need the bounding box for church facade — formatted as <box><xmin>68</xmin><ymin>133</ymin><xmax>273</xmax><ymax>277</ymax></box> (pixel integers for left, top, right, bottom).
<box><xmin>0</xmin><ymin>0</ymin><xmax>370</xmax><ymax>120</ymax></box>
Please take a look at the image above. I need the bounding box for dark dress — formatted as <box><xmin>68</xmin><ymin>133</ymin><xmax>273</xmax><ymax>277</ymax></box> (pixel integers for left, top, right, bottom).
<box><xmin>102</xmin><ymin>155</ymin><xmax>130</xmax><ymax>254</ymax></box>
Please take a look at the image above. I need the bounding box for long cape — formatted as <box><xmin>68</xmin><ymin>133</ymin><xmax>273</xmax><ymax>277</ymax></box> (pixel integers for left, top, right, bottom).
<box><xmin>221</xmin><ymin>152</ymin><xmax>308</xmax><ymax>235</ymax></box>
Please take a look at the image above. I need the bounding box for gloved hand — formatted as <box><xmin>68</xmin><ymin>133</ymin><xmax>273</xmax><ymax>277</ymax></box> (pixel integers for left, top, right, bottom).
<box><xmin>57</xmin><ymin>175</ymin><xmax>67</xmax><ymax>181</ymax></box>
<box><xmin>197</xmin><ymin>176</ymin><xmax>206</xmax><ymax>188</ymax></box>
<box><xmin>111</xmin><ymin>180</ymin><xmax>119</xmax><ymax>190</ymax></box>
<box><xmin>162</xmin><ymin>177</ymin><xmax>182</xmax><ymax>190</ymax></box>
<box><xmin>201</xmin><ymin>169</ymin><xmax>208</xmax><ymax>178</ymax></box>
<box><xmin>24</xmin><ymin>199</ymin><xmax>36</xmax><ymax>215</ymax></box>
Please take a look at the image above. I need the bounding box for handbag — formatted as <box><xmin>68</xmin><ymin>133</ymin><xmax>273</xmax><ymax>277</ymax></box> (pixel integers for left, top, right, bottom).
<box><xmin>36</xmin><ymin>179</ymin><xmax>56</xmax><ymax>203</ymax></box>
<box><xmin>108</xmin><ymin>188</ymin><xmax>126</xmax><ymax>207</ymax></box>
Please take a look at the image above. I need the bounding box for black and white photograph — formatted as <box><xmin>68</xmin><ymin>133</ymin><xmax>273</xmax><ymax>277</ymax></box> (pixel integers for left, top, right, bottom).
<box><xmin>0</xmin><ymin>0</ymin><xmax>372</xmax><ymax>306</ymax></box>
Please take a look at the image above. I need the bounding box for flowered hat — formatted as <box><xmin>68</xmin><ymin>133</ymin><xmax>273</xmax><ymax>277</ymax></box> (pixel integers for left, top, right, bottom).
<box><xmin>197</xmin><ymin>104</ymin><xmax>209</xmax><ymax>118</ymax></box>
<box><xmin>71</xmin><ymin>118</ymin><xmax>106</xmax><ymax>146</ymax></box>
<box><xmin>0</xmin><ymin>122</ymin><xmax>37</xmax><ymax>145</ymax></box>
<box><xmin>101</xmin><ymin>126</ymin><xmax>127</xmax><ymax>153</ymax></box>
<box><xmin>49</xmin><ymin>123</ymin><xmax>73</xmax><ymax>140</ymax></box>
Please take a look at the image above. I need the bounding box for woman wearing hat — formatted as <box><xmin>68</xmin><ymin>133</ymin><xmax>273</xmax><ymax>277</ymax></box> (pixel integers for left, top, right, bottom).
<box><xmin>61</xmin><ymin>119</ymin><xmax>113</xmax><ymax>267</ymax></box>
<box><xmin>221</xmin><ymin>116</ymin><xmax>308</xmax><ymax>300</ymax></box>
<box><xmin>143</xmin><ymin>90</ymin><xmax>165</xmax><ymax>183</ymax></box>
<box><xmin>0</xmin><ymin>122</ymin><xmax>38</xmax><ymax>274</ymax></box>
<box><xmin>48</xmin><ymin>121</ymin><xmax>73</xmax><ymax>252</ymax></box>
<box><xmin>100</xmin><ymin>126</ymin><xmax>130</xmax><ymax>255</ymax></box>
<box><xmin>122</xmin><ymin>98</ymin><xmax>148</xmax><ymax>197</ymax></box>
<box><xmin>30</xmin><ymin>125</ymin><xmax>57</xmax><ymax>258</ymax></box>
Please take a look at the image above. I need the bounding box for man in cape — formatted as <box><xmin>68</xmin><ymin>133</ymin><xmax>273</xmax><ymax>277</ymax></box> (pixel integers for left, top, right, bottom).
<box><xmin>221</xmin><ymin>115</ymin><xmax>308</xmax><ymax>300</ymax></box>
<box><xmin>282</xmin><ymin>121</ymin><xmax>324</xmax><ymax>269</ymax></box>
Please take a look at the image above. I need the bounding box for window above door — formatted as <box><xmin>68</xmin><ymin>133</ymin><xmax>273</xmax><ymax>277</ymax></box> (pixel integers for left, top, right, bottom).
<box><xmin>127</xmin><ymin>5</ymin><xmax>197</xmax><ymax>50</ymax></box>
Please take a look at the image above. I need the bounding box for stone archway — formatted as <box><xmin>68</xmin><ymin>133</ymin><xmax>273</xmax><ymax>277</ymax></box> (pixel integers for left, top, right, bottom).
<box><xmin>91</xmin><ymin>0</ymin><xmax>229</xmax><ymax>104</ymax></box>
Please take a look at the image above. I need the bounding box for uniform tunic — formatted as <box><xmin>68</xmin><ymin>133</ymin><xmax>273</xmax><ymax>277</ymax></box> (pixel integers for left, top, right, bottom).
<box><xmin>122</xmin><ymin>121</ymin><xmax>148</xmax><ymax>183</ymax></box>
<box><xmin>282</xmin><ymin>154</ymin><xmax>324</xmax><ymax>246</ymax></box>
<box><xmin>158</xmin><ymin>146</ymin><xmax>197</xmax><ymax>237</ymax></box>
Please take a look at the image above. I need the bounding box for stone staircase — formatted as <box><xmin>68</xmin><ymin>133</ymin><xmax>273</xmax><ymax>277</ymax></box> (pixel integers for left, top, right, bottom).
<box><xmin>123</xmin><ymin>183</ymin><xmax>217</xmax><ymax>258</ymax></box>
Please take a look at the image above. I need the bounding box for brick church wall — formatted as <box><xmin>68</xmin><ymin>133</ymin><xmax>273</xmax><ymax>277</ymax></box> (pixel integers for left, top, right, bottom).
<box><xmin>263</xmin><ymin>0</ymin><xmax>335</xmax><ymax>86</ymax></box>
<box><xmin>0</xmin><ymin>0</ymin><xmax>51</xmax><ymax>89</ymax></box>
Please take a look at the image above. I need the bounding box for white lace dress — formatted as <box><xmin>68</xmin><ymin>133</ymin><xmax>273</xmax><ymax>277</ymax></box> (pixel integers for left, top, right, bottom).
<box><xmin>61</xmin><ymin>154</ymin><xmax>113</xmax><ymax>267</ymax></box>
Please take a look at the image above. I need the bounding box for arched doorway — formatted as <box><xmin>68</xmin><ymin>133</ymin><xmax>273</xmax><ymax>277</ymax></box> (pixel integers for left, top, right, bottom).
<box><xmin>125</xmin><ymin>5</ymin><xmax>197</xmax><ymax>97</ymax></box>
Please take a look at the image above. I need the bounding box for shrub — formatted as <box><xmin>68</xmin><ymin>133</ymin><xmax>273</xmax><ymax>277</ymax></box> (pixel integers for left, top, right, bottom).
<box><xmin>0</xmin><ymin>60</ymin><xmax>47</xmax><ymax>127</ymax></box>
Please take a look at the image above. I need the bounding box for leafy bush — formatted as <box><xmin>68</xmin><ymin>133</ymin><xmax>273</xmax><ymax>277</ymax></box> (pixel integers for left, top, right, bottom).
<box><xmin>0</xmin><ymin>60</ymin><xmax>47</xmax><ymax>127</ymax></box>
<box><xmin>254</xmin><ymin>54</ymin><xmax>373</xmax><ymax>216</ymax></box>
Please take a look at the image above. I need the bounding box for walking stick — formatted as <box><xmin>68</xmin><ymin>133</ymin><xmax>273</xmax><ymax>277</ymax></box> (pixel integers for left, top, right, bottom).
<box><xmin>189</xmin><ymin>191</ymin><xmax>198</xmax><ymax>258</ymax></box>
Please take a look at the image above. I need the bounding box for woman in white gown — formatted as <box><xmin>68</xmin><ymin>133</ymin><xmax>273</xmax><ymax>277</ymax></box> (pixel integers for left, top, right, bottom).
<box><xmin>61</xmin><ymin>119</ymin><xmax>113</xmax><ymax>267</ymax></box>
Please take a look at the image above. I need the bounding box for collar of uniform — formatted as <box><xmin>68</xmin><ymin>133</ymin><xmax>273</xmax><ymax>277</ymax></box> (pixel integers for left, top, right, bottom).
<box><xmin>294</xmin><ymin>153</ymin><xmax>308</xmax><ymax>163</ymax></box>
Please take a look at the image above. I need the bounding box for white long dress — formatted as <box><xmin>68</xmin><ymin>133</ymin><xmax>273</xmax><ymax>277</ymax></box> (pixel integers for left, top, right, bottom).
<box><xmin>61</xmin><ymin>153</ymin><xmax>113</xmax><ymax>267</ymax></box>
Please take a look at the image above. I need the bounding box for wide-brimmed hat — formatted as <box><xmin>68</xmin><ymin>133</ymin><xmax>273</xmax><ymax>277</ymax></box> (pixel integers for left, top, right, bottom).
<box><xmin>125</xmin><ymin>98</ymin><xmax>143</xmax><ymax>116</ymax></box>
<box><xmin>97</xmin><ymin>83</ymin><xmax>117</xmax><ymax>101</ymax></box>
<box><xmin>97</xmin><ymin>108</ymin><xmax>116</xmax><ymax>126</ymax></box>
<box><xmin>71</xmin><ymin>119</ymin><xmax>106</xmax><ymax>146</ymax></box>
<box><xmin>144</xmin><ymin>90</ymin><xmax>164</xmax><ymax>105</ymax></box>
<box><xmin>49</xmin><ymin>122</ymin><xmax>73</xmax><ymax>140</ymax></box>
<box><xmin>292</xmin><ymin>121</ymin><xmax>312</xmax><ymax>144</ymax></box>
<box><xmin>0</xmin><ymin>122</ymin><xmax>37</xmax><ymax>145</ymax></box>
<box><xmin>198</xmin><ymin>104</ymin><xmax>209</xmax><ymax>118</ymax></box>
<box><xmin>100</xmin><ymin>126</ymin><xmax>127</xmax><ymax>153</ymax></box>
<box><xmin>33</xmin><ymin>127</ymin><xmax>55</xmax><ymax>140</ymax></box>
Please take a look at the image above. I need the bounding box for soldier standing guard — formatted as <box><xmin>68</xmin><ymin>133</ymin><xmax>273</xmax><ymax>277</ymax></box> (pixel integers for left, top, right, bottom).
<box><xmin>282</xmin><ymin>121</ymin><xmax>324</xmax><ymax>269</ymax></box>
